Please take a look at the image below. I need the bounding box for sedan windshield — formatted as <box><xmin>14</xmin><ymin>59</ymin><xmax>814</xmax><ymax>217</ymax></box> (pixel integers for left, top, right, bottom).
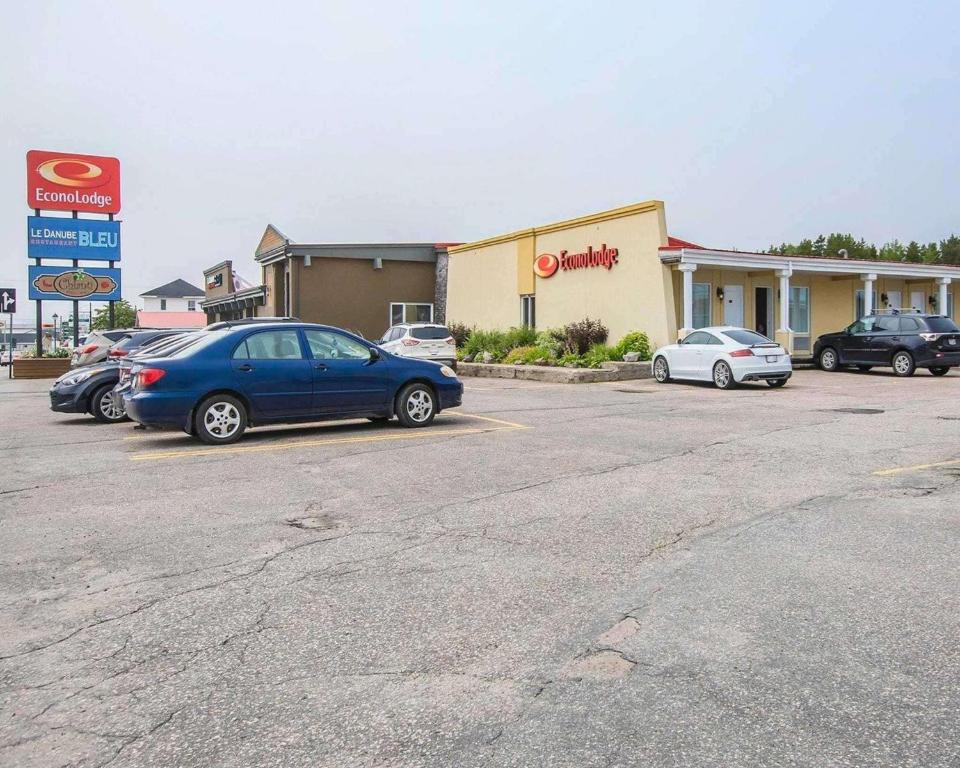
<box><xmin>722</xmin><ymin>329</ymin><xmax>775</xmax><ymax>346</ymax></box>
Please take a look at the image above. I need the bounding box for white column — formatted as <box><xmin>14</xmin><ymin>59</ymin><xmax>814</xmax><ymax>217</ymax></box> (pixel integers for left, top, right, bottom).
<box><xmin>776</xmin><ymin>269</ymin><xmax>792</xmax><ymax>331</ymax></box>
<box><xmin>936</xmin><ymin>277</ymin><xmax>951</xmax><ymax>315</ymax></box>
<box><xmin>861</xmin><ymin>273</ymin><xmax>877</xmax><ymax>316</ymax></box>
<box><xmin>678</xmin><ymin>263</ymin><xmax>697</xmax><ymax>338</ymax></box>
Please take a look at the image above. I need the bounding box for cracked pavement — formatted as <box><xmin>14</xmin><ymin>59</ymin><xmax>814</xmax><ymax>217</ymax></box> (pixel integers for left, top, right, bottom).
<box><xmin>1</xmin><ymin>369</ymin><xmax>958</xmax><ymax>767</ymax></box>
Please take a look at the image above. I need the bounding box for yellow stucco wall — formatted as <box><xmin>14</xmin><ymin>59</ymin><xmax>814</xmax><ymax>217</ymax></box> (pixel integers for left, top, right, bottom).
<box><xmin>445</xmin><ymin>201</ymin><xmax>675</xmax><ymax>348</ymax></box>
<box><xmin>447</xmin><ymin>239</ymin><xmax>525</xmax><ymax>329</ymax></box>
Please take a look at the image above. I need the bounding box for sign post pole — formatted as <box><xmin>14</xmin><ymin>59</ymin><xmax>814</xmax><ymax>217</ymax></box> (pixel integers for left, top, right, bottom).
<box><xmin>7</xmin><ymin>314</ymin><xmax>12</xmax><ymax>379</ymax></box>
<box><xmin>108</xmin><ymin>213</ymin><xmax>116</xmax><ymax>330</ymax></box>
<box><xmin>71</xmin><ymin>211</ymin><xmax>80</xmax><ymax>348</ymax></box>
<box><xmin>33</xmin><ymin>207</ymin><xmax>42</xmax><ymax>357</ymax></box>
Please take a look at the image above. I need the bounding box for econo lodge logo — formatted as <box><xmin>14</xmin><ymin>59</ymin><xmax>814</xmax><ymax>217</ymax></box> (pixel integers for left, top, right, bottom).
<box><xmin>27</xmin><ymin>150</ymin><xmax>121</xmax><ymax>214</ymax></box>
<box><xmin>534</xmin><ymin>253</ymin><xmax>559</xmax><ymax>278</ymax></box>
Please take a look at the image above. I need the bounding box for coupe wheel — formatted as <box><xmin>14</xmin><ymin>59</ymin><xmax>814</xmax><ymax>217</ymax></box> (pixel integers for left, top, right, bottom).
<box><xmin>892</xmin><ymin>351</ymin><xmax>915</xmax><ymax>377</ymax></box>
<box><xmin>766</xmin><ymin>379</ymin><xmax>788</xmax><ymax>388</ymax></box>
<box><xmin>653</xmin><ymin>356</ymin><xmax>670</xmax><ymax>383</ymax></box>
<box><xmin>195</xmin><ymin>395</ymin><xmax>247</xmax><ymax>445</ymax></box>
<box><xmin>90</xmin><ymin>385</ymin><xmax>128</xmax><ymax>423</ymax></box>
<box><xmin>818</xmin><ymin>347</ymin><xmax>839</xmax><ymax>372</ymax></box>
<box><xmin>930</xmin><ymin>366</ymin><xmax>950</xmax><ymax>376</ymax></box>
<box><xmin>713</xmin><ymin>361</ymin><xmax>736</xmax><ymax>390</ymax></box>
<box><xmin>396</xmin><ymin>383</ymin><xmax>436</xmax><ymax>428</ymax></box>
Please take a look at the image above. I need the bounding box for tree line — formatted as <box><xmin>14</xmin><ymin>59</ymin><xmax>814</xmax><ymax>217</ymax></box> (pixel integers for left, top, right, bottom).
<box><xmin>767</xmin><ymin>233</ymin><xmax>960</xmax><ymax>264</ymax></box>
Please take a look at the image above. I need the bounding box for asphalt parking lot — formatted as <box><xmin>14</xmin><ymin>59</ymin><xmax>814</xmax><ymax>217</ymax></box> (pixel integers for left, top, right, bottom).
<box><xmin>1</xmin><ymin>368</ymin><xmax>959</xmax><ymax>768</ymax></box>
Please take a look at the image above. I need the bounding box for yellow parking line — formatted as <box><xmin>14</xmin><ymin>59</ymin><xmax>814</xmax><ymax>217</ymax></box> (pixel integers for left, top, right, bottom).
<box><xmin>129</xmin><ymin>417</ymin><xmax>527</xmax><ymax>462</ymax></box>
<box><xmin>873</xmin><ymin>458</ymin><xmax>960</xmax><ymax>477</ymax></box>
<box><xmin>456</xmin><ymin>412</ymin><xmax>530</xmax><ymax>430</ymax></box>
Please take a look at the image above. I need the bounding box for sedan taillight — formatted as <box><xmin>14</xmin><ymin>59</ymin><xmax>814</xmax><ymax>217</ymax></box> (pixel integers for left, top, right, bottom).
<box><xmin>729</xmin><ymin>349</ymin><xmax>754</xmax><ymax>358</ymax></box>
<box><xmin>108</xmin><ymin>348</ymin><xmax>128</xmax><ymax>357</ymax></box>
<box><xmin>402</xmin><ymin>338</ymin><xmax>421</xmax><ymax>346</ymax></box>
<box><xmin>81</xmin><ymin>343</ymin><xmax>98</xmax><ymax>354</ymax></box>
<box><xmin>136</xmin><ymin>368</ymin><xmax>166</xmax><ymax>388</ymax></box>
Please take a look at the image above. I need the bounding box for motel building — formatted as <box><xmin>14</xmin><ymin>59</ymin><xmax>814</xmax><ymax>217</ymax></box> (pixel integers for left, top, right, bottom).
<box><xmin>446</xmin><ymin>201</ymin><xmax>960</xmax><ymax>356</ymax></box>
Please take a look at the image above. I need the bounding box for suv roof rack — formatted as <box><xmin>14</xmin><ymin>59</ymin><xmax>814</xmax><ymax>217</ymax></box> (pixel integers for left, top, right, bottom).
<box><xmin>204</xmin><ymin>317</ymin><xmax>300</xmax><ymax>331</ymax></box>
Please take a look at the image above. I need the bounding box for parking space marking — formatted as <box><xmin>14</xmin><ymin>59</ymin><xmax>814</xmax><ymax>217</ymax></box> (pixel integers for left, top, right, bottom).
<box><xmin>872</xmin><ymin>458</ymin><xmax>960</xmax><ymax>477</ymax></box>
<box><xmin>128</xmin><ymin>415</ymin><xmax>529</xmax><ymax>462</ymax></box>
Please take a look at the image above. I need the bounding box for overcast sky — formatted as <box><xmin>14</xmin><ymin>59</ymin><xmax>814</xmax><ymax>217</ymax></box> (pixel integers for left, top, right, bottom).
<box><xmin>2</xmin><ymin>1</ymin><xmax>958</xmax><ymax>323</ymax></box>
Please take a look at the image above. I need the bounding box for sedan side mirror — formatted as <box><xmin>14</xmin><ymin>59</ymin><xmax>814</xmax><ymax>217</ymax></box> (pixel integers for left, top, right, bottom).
<box><xmin>369</xmin><ymin>347</ymin><xmax>381</xmax><ymax>361</ymax></box>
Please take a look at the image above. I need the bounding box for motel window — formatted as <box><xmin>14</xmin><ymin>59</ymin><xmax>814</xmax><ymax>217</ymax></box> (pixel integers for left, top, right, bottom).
<box><xmin>692</xmin><ymin>283</ymin><xmax>711</xmax><ymax>328</ymax></box>
<box><xmin>948</xmin><ymin>293</ymin><xmax>955</xmax><ymax>319</ymax></box>
<box><xmin>188</xmin><ymin>300</ymin><xmax>196</xmax><ymax>311</ymax></box>
<box><xmin>390</xmin><ymin>303</ymin><xmax>433</xmax><ymax>326</ymax></box>
<box><xmin>854</xmin><ymin>289</ymin><xmax>878</xmax><ymax>320</ymax></box>
<box><xmin>789</xmin><ymin>286</ymin><xmax>811</xmax><ymax>352</ymax></box>
<box><xmin>521</xmin><ymin>295</ymin><xmax>536</xmax><ymax>328</ymax></box>
<box><xmin>160</xmin><ymin>299</ymin><xmax>167</xmax><ymax>310</ymax></box>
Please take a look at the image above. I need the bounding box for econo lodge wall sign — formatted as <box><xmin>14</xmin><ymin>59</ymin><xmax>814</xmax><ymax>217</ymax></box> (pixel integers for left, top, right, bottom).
<box><xmin>534</xmin><ymin>243</ymin><xmax>619</xmax><ymax>278</ymax></box>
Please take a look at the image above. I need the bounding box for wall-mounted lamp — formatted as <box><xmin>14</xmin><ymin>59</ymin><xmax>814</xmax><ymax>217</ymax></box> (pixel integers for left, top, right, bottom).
<box><xmin>716</xmin><ymin>287</ymin><xmax>725</xmax><ymax>301</ymax></box>
<box><xmin>373</xmin><ymin>257</ymin><xmax>383</xmax><ymax>270</ymax></box>
<box><xmin>929</xmin><ymin>295</ymin><xmax>937</xmax><ymax>308</ymax></box>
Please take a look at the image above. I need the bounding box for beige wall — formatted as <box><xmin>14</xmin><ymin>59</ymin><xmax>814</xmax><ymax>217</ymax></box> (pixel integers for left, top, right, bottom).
<box><xmin>447</xmin><ymin>239</ymin><xmax>526</xmax><ymax>330</ymax></box>
<box><xmin>445</xmin><ymin>202</ymin><xmax>676</xmax><ymax>348</ymax></box>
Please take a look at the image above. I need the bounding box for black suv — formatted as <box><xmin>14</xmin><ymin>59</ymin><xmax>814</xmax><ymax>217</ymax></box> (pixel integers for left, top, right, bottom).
<box><xmin>814</xmin><ymin>312</ymin><xmax>960</xmax><ymax>376</ymax></box>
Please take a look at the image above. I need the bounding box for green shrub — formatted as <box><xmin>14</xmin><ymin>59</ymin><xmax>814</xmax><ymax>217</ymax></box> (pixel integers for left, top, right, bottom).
<box><xmin>503</xmin><ymin>345</ymin><xmax>536</xmax><ymax>365</ymax></box>
<box><xmin>446</xmin><ymin>322</ymin><xmax>472</xmax><ymax>347</ymax></box>
<box><xmin>562</xmin><ymin>318</ymin><xmax>608</xmax><ymax>355</ymax></box>
<box><xmin>557</xmin><ymin>352</ymin><xmax>585</xmax><ymax>367</ymax></box>
<box><xmin>535</xmin><ymin>328</ymin><xmax>566</xmax><ymax>356</ymax></box>
<box><xmin>613</xmin><ymin>331</ymin><xmax>652</xmax><ymax>361</ymax></box>
<box><xmin>462</xmin><ymin>329</ymin><xmax>507</xmax><ymax>359</ymax></box>
<box><xmin>502</xmin><ymin>326</ymin><xmax>538</xmax><ymax>350</ymax></box>
<box><xmin>582</xmin><ymin>343</ymin><xmax>615</xmax><ymax>368</ymax></box>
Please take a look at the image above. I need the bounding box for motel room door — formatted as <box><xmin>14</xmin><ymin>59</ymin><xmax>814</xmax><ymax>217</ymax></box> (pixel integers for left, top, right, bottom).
<box><xmin>723</xmin><ymin>285</ymin><xmax>744</xmax><ymax>327</ymax></box>
<box><xmin>754</xmin><ymin>286</ymin><xmax>774</xmax><ymax>337</ymax></box>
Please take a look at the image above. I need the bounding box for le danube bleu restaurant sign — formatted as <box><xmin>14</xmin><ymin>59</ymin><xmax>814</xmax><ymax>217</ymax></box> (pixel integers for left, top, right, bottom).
<box><xmin>27</xmin><ymin>216</ymin><xmax>121</xmax><ymax>261</ymax></box>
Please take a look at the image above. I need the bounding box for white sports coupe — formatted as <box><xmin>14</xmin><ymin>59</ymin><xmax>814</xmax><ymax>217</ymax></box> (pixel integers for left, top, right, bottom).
<box><xmin>652</xmin><ymin>327</ymin><xmax>792</xmax><ymax>389</ymax></box>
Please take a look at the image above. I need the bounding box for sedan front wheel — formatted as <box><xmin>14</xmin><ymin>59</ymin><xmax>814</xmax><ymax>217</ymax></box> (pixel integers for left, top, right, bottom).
<box><xmin>396</xmin><ymin>383</ymin><xmax>436</xmax><ymax>428</ymax></box>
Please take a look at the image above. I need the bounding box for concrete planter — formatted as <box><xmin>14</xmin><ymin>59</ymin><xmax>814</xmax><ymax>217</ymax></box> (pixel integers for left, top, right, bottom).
<box><xmin>13</xmin><ymin>357</ymin><xmax>71</xmax><ymax>379</ymax></box>
<box><xmin>458</xmin><ymin>360</ymin><xmax>652</xmax><ymax>383</ymax></box>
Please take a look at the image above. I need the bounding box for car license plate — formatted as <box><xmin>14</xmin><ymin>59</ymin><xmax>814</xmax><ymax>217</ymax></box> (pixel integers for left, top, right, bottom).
<box><xmin>766</xmin><ymin>355</ymin><xmax>778</xmax><ymax>362</ymax></box>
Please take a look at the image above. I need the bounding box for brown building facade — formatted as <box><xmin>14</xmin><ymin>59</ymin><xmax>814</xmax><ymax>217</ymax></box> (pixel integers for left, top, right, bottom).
<box><xmin>203</xmin><ymin>225</ymin><xmax>453</xmax><ymax>341</ymax></box>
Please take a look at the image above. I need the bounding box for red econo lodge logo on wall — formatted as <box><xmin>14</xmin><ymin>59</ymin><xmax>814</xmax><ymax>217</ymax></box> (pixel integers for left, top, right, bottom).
<box><xmin>535</xmin><ymin>243</ymin><xmax>619</xmax><ymax>278</ymax></box>
<box><xmin>27</xmin><ymin>150</ymin><xmax>121</xmax><ymax>214</ymax></box>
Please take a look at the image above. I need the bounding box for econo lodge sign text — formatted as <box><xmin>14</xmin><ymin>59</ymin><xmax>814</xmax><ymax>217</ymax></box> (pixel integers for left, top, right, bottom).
<box><xmin>26</xmin><ymin>150</ymin><xmax>121</xmax><ymax>214</ymax></box>
<box><xmin>534</xmin><ymin>243</ymin><xmax>619</xmax><ymax>278</ymax></box>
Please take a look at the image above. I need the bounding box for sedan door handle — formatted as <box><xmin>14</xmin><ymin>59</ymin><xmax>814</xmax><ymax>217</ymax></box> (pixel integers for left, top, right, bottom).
<box><xmin>237</xmin><ymin>364</ymin><xmax>255</xmax><ymax>372</ymax></box>
<box><xmin>314</xmin><ymin>363</ymin><xmax>328</xmax><ymax>371</ymax></box>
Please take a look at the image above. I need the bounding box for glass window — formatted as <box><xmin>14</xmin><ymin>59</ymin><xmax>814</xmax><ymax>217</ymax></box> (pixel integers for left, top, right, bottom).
<box><xmin>925</xmin><ymin>317</ymin><xmax>960</xmax><ymax>333</ymax></box>
<box><xmin>948</xmin><ymin>293</ymin><xmax>955</xmax><ymax>320</ymax></box>
<box><xmin>304</xmin><ymin>329</ymin><xmax>369</xmax><ymax>360</ymax></box>
<box><xmin>723</xmin><ymin>329</ymin><xmax>773</xmax><ymax>345</ymax></box>
<box><xmin>692</xmin><ymin>283</ymin><xmax>711</xmax><ymax>328</ymax></box>
<box><xmin>875</xmin><ymin>316</ymin><xmax>899</xmax><ymax>332</ymax></box>
<box><xmin>187</xmin><ymin>300</ymin><xmax>196</xmax><ymax>311</ymax></box>
<box><xmin>244</xmin><ymin>330</ymin><xmax>303</xmax><ymax>360</ymax></box>
<box><xmin>410</xmin><ymin>326</ymin><xmax>451</xmax><ymax>340</ymax></box>
<box><xmin>682</xmin><ymin>331</ymin><xmax>711</xmax><ymax>345</ymax></box>
<box><xmin>847</xmin><ymin>317</ymin><xmax>878</xmax><ymax>334</ymax></box>
<box><xmin>390</xmin><ymin>303</ymin><xmax>433</xmax><ymax>325</ymax></box>
<box><xmin>521</xmin><ymin>295</ymin><xmax>536</xmax><ymax>328</ymax></box>
<box><xmin>899</xmin><ymin>317</ymin><xmax>922</xmax><ymax>333</ymax></box>
<box><xmin>789</xmin><ymin>286</ymin><xmax>810</xmax><ymax>334</ymax></box>
<box><xmin>854</xmin><ymin>289</ymin><xmax>878</xmax><ymax>320</ymax></box>
<box><xmin>160</xmin><ymin>298</ymin><xmax>167</xmax><ymax>310</ymax></box>
<box><xmin>232</xmin><ymin>340</ymin><xmax>249</xmax><ymax>359</ymax></box>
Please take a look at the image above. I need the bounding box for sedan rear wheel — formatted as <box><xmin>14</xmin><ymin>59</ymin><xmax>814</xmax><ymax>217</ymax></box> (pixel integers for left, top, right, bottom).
<box><xmin>653</xmin><ymin>356</ymin><xmax>670</xmax><ymax>383</ymax></box>
<box><xmin>195</xmin><ymin>395</ymin><xmax>247</xmax><ymax>445</ymax></box>
<box><xmin>930</xmin><ymin>366</ymin><xmax>950</xmax><ymax>376</ymax></box>
<box><xmin>713</xmin><ymin>361</ymin><xmax>736</xmax><ymax>390</ymax></box>
<box><xmin>91</xmin><ymin>385</ymin><xmax>128</xmax><ymax>423</ymax></box>
<box><xmin>892</xmin><ymin>351</ymin><xmax>916</xmax><ymax>377</ymax></box>
<box><xmin>396</xmin><ymin>383</ymin><xmax>436</xmax><ymax>428</ymax></box>
<box><xmin>818</xmin><ymin>347</ymin><xmax>839</xmax><ymax>372</ymax></box>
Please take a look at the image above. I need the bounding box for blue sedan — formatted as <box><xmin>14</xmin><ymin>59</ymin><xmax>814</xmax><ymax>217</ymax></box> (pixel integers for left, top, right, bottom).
<box><xmin>122</xmin><ymin>323</ymin><xmax>463</xmax><ymax>444</ymax></box>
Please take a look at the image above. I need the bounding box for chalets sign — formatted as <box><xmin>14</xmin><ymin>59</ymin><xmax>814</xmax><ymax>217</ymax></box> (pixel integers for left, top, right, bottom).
<box><xmin>534</xmin><ymin>243</ymin><xmax>619</xmax><ymax>279</ymax></box>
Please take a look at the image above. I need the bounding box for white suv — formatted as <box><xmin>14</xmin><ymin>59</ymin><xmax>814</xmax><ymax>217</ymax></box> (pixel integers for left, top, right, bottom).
<box><xmin>378</xmin><ymin>323</ymin><xmax>456</xmax><ymax>365</ymax></box>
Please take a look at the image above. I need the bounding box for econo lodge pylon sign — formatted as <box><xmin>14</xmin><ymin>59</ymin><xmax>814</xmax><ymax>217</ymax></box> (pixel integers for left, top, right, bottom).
<box><xmin>26</xmin><ymin>150</ymin><xmax>121</xmax><ymax>214</ymax></box>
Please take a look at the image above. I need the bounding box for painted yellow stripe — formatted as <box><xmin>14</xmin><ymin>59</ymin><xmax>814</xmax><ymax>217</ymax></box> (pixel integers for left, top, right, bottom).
<box><xmin>872</xmin><ymin>458</ymin><xmax>960</xmax><ymax>476</ymax></box>
<box><xmin>455</xmin><ymin>412</ymin><xmax>530</xmax><ymax>429</ymax></box>
<box><xmin>129</xmin><ymin>416</ymin><xmax>527</xmax><ymax>462</ymax></box>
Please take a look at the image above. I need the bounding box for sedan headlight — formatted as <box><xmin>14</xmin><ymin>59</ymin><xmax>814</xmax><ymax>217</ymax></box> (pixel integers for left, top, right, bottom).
<box><xmin>59</xmin><ymin>370</ymin><xmax>95</xmax><ymax>387</ymax></box>
<box><xmin>439</xmin><ymin>365</ymin><xmax>458</xmax><ymax>378</ymax></box>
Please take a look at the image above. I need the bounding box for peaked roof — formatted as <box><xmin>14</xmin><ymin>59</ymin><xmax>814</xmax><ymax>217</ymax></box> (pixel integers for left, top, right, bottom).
<box><xmin>140</xmin><ymin>278</ymin><xmax>206</xmax><ymax>298</ymax></box>
<box><xmin>255</xmin><ymin>224</ymin><xmax>291</xmax><ymax>258</ymax></box>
